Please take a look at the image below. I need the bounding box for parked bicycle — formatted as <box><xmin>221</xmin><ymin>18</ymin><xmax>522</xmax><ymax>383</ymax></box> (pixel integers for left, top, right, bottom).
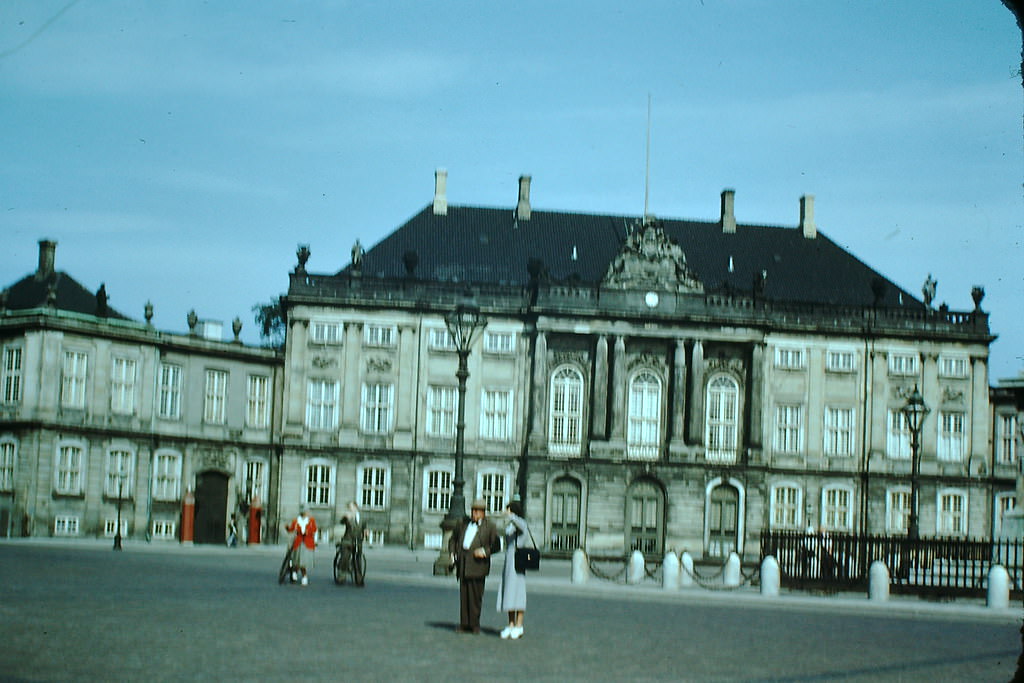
<box><xmin>333</xmin><ymin>539</ymin><xmax>366</xmax><ymax>586</ymax></box>
<box><xmin>278</xmin><ymin>546</ymin><xmax>297</xmax><ymax>585</ymax></box>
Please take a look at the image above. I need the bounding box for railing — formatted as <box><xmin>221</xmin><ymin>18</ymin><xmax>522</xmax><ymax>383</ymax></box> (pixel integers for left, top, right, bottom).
<box><xmin>761</xmin><ymin>530</ymin><xmax>1024</xmax><ymax>597</ymax></box>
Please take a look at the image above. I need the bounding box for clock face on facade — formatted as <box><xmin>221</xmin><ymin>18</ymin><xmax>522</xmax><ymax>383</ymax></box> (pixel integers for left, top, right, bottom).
<box><xmin>644</xmin><ymin>291</ymin><xmax>659</xmax><ymax>308</ymax></box>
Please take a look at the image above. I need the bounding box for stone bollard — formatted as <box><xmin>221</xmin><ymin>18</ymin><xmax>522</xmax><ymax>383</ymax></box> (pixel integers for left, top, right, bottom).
<box><xmin>988</xmin><ymin>564</ymin><xmax>1010</xmax><ymax>609</ymax></box>
<box><xmin>627</xmin><ymin>549</ymin><xmax>645</xmax><ymax>584</ymax></box>
<box><xmin>868</xmin><ymin>561</ymin><xmax>889</xmax><ymax>602</ymax></box>
<box><xmin>571</xmin><ymin>548</ymin><xmax>589</xmax><ymax>585</ymax></box>
<box><xmin>724</xmin><ymin>552</ymin><xmax>741</xmax><ymax>587</ymax></box>
<box><xmin>663</xmin><ymin>551</ymin><xmax>680</xmax><ymax>590</ymax></box>
<box><xmin>760</xmin><ymin>556</ymin><xmax>779</xmax><ymax>597</ymax></box>
<box><xmin>679</xmin><ymin>551</ymin><xmax>695</xmax><ymax>588</ymax></box>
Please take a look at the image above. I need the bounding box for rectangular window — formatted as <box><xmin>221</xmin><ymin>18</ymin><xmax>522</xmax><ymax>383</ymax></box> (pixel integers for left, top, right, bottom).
<box><xmin>774</xmin><ymin>404</ymin><xmax>802</xmax><ymax>454</ymax></box>
<box><xmin>823</xmin><ymin>488</ymin><xmax>852</xmax><ymax>531</ymax></box>
<box><xmin>361</xmin><ymin>383</ymin><xmax>394</xmax><ymax>434</ymax></box>
<box><xmin>55</xmin><ymin>444</ymin><xmax>83</xmax><ymax>494</ymax></box>
<box><xmin>0</xmin><ymin>440</ymin><xmax>15</xmax><ymax>490</ymax></box>
<box><xmin>360</xmin><ymin>466</ymin><xmax>388</xmax><ymax>510</ymax></box>
<box><xmin>484</xmin><ymin>331</ymin><xmax>515</xmax><ymax>354</ymax></box>
<box><xmin>774</xmin><ymin>348</ymin><xmax>805</xmax><ymax>369</ymax></box>
<box><xmin>305</xmin><ymin>379</ymin><xmax>339</xmax><ymax>431</ymax></box>
<box><xmin>364</xmin><ymin>324</ymin><xmax>396</xmax><ymax>348</ymax></box>
<box><xmin>110</xmin><ymin>357</ymin><xmax>136</xmax><ymax>415</ymax></box>
<box><xmin>153</xmin><ymin>453</ymin><xmax>182</xmax><ymax>501</ymax></box>
<box><xmin>825</xmin><ymin>350</ymin><xmax>855</xmax><ymax>373</ymax></box>
<box><xmin>103</xmin><ymin>518</ymin><xmax>129</xmax><ymax>538</ymax></box>
<box><xmin>61</xmin><ymin>351</ymin><xmax>88</xmax><ymax>408</ymax></box>
<box><xmin>480</xmin><ymin>389</ymin><xmax>512</xmax><ymax>441</ymax></box>
<box><xmin>204</xmin><ymin>369</ymin><xmax>229</xmax><ymax>424</ymax></box>
<box><xmin>938</xmin><ymin>356</ymin><xmax>969</xmax><ymax>378</ymax></box>
<box><xmin>886</xmin><ymin>410</ymin><xmax>911</xmax><ymax>459</ymax></box>
<box><xmin>305</xmin><ymin>464</ymin><xmax>332</xmax><ymax>506</ymax></box>
<box><xmin>105</xmin><ymin>450</ymin><xmax>134</xmax><ymax>498</ymax></box>
<box><xmin>938</xmin><ymin>492</ymin><xmax>966</xmax><ymax>536</ymax></box>
<box><xmin>158</xmin><ymin>363</ymin><xmax>182</xmax><ymax>419</ymax></box>
<box><xmin>425</xmin><ymin>470</ymin><xmax>452</xmax><ymax>512</ymax></box>
<box><xmin>427</xmin><ymin>327</ymin><xmax>456</xmax><ymax>351</ymax></box>
<box><xmin>823</xmin><ymin>407</ymin><xmax>854</xmax><ymax>456</ymax></box>
<box><xmin>888</xmin><ymin>352</ymin><xmax>919</xmax><ymax>376</ymax></box>
<box><xmin>771</xmin><ymin>486</ymin><xmax>801</xmax><ymax>529</ymax></box>
<box><xmin>998</xmin><ymin>414</ymin><xmax>1017</xmax><ymax>465</ymax></box>
<box><xmin>426</xmin><ymin>385</ymin><xmax>457</xmax><ymax>437</ymax></box>
<box><xmin>53</xmin><ymin>516</ymin><xmax>80</xmax><ymax>536</ymax></box>
<box><xmin>245</xmin><ymin>460</ymin><xmax>265</xmax><ymax>502</ymax></box>
<box><xmin>937</xmin><ymin>411</ymin><xmax>965</xmax><ymax>461</ymax></box>
<box><xmin>888</xmin><ymin>490</ymin><xmax>911</xmax><ymax>534</ymax></box>
<box><xmin>1</xmin><ymin>346</ymin><xmax>22</xmax><ymax>403</ymax></box>
<box><xmin>310</xmin><ymin>321</ymin><xmax>343</xmax><ymax>344</ymax></box>
<box><xmin>479</xmin><ymin>472</ymin><xmax>507</xmax><ymax>513</ymax></box>
<box><xmin>152</xmin><ymin>520</ymin><xmax>177</xmax><ymax>540</ymax></box>
<box><xmin>246</xmin><ymin>375</ymin><xmax>269</xmax><ymax>428</ymax></box>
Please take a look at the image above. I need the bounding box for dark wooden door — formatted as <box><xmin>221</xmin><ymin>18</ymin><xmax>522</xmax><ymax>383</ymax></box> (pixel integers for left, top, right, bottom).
<box><xmin>194</xmin><ymin>471</ymin><xmax>228</xmax><ymax>545</ymax></box>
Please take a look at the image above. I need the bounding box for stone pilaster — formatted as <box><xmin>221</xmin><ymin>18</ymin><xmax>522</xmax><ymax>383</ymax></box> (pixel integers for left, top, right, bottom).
<box><xmin>593</xmin><ymin>335</ymin><xmax>609</xmax><ymax>439</ymax></box>
<box><xmin>530</xmin><ymin>331</ymin><xmax>548</xmax><ymax>448</ymax></box>
<box><xmin>611</xmin><ymin>336</ymin><xmax>627</xmax><ymax>440</ymax></box>
<box><xmin>672</xmin><ymin>338</ymin><xmax>687</xmax><ymax>442</ymax></box>
<box><xmin>688</xmin><ymin>340</ymin><xmax>704</xmax><ymax>444</ymax></box>
<box><xmin>749</xmin><ymin>343</ymin><xmax>764</xmax><ymax>449</ymax></box>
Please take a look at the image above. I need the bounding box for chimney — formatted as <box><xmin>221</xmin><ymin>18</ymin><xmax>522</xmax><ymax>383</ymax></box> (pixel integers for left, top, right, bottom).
<box><xmin>517</xmin><ymin>175</ymin><xmax>532</xmax><ymax>221</ymax></box>
<box><xmin>37</xmin><ymin>239</ymin><xmax>57</xmax><ymax>278</ymax></box>
<box><xmin>800</xmin><ymin>194</ymin><xmax>816</xmax><ymax>238</ymax></box>
<box><xmin>433</xmin><ymin>168</ymin><xmax>448</xmax><ymax>216</ymax></box>
<box><xmin>720</xmin><ymin>189</ymin><xmax>736</xmax><ymax>234</ymax></box>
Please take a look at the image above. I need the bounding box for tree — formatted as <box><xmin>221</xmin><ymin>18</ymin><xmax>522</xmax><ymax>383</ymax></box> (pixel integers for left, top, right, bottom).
<box><xmin>252</xmin><ymin>298</ymin><xmax>285</xmax><ymax>348</ymax></box>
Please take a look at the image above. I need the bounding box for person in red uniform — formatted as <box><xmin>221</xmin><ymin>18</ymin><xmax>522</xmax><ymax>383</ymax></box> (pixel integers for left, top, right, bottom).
<box><xmin>285</xmin><ymin>504</ymin><xmax>317</xmax><ymax>585</ymax></box>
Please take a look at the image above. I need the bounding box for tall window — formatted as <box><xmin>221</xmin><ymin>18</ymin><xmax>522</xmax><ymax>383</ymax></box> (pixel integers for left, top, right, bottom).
<box><xmin>358</xmin><ymin>463</ymin><xmax>388</xmax><ymax>510</ymax></box>
<box><xmin>1</xmin><ymin>346</ymin><xmax>22</xmax><ymax>403</ymax></box>
<box><xmin>204</xmin><ymin>369</ymin><xmax>229</xmax><ymax>424</ymax></box>
<box><xmin>425</xmin><ymin>469</ymin><xmax>452</xmax><ymax>512</ymax></box>
<box><xmin>306</xmin><ymin>379</ymin><xmax>339</xmax><ymax>431</ymax></box>
<box><xmin>887</xmin><ymin>488</ymin><xmax>911</xmax><ymax>534</ymax></box>
<box><xmin>478</xmin><ymin>471</ymin><xmax>508</xmax><ymax>513</ymax></box>
<box><xmin>628</xmin><ymin>480</ymin><xmax>663</xmax><ymax>555</ymax></box>
<box><xmin>310</xmin><ymin>321</ymin><xmax>343</xmax><ymax>344</ymax></box>
<box><xmin>888</xmin><ymin>352</ymin><xmax>919</xmax><ymax>376</ymax></box>
<box><xmin>996</xmin><ymin>493</ymin><xmax>1017</xmax><ymax>537</ymax></box>
<box><xmin>774</xmin><ymin>404</ymin><xmax>802</xmax><ymax>454</ymax></box>
<box><xmin>998</xmin><ymin>414</ymin><xmax>1017</xmax><ymax>465</ymax></box>
<box><xmin>937</xmin><ymin>490</ymin><xmax>967</xmax><ymax>536</ymax></box>
<box><xmin>55</xmin><ymin>444</ymin><xmax>84</xmax><ymax>495</ymax></box>
<box><xmin>825</xmin><ymin>349</ymin><xmax>855</xmax><ymax>373</ymax></box>
<box><xmin>245</xmin><ymin>460</ymin><xmax>265</xmax><ymax>501</ymax></box>
<box><xmin>158</xmin><ymin>363</ymin><xmax>182</xmax><ymax>419</ymax></box>
<box><xmin>705</xmin><ymin>375</ymin><xmax>739</xmax><ymax>462</ymax></box>
<box><xmin>886</xmin><ymin>410</ymin><xmax>911</xmax><ymax>459</ymax></box>
<box><xmin>627</xmin><ymin>371</ymin><xmax>661</xmax><ymax>459</ymax></box>
<box><xmin>61</xmin><ymin>351</ymin><xmax>88</xmax><ymax>408</ymax></box>
<box><xmin>480</xmin><ymin>389</ymin><xmax>512</xmax><ymax>441</ymax></box>
<box><xmin>110</xmin><ymin>357</ymin><xmax>136</xmax><ymax>415</ymax></box>
<box><xmin>771</xmin><ymin>484</ymin><xmax>802</xmax><ymax>529</ymax></box>
<box><xmin>246</xmin><ymin>375</ymin><xmax>269</xmax><ymax>428</ymax></box>
<box><xmin>364</xmin><ymin>324</ymin><xmax>396</xmax><ymax>347</ymax></box>
<box><xmin>426</xmin><ymin>385</ymin><xmax>457</xmax><ymax>437</ymax></box>
<box><xmin>822</xmin><ymin>487</ymin><xmax>852</xmax><ymax>531</ymax></box>
<box><xmin>483</xmin><ymin>331</ymin><xmax>515</xmax><ymax>354</ymax></box>
<box><xmin>427</xmin><ymin>327</ymin><xmax>456</xmax><ymax>351</ymax></box>
<box><xmin>152</xmin><ymin>452</ymin><xmax>182</xmax><ymax>500</ymax></box>
<box><xmin>105</xmin><ymin>449</ymin><xmax>134</xmax><ymax>498</ymax></box>
<box><xmin>0</xmin><ymin>439</ymin><xmax>15</xmax><ymax>491</ymax></box>
<box><xmin>361</xmin><ymin>383</ymin><xmax>394</xmax><ymax>434</ymax></box>
<box><xmin>305</xmin><ymin>462</ymin><xmax>333</xmax><ymax>506</ymax></box>
<box><xmin>549</xmin><ymin>367</ymin><xmax>583</xmax><ymax>455</ymax></box>
<box><xmin>823</xmin><ymin>407</ymin><xmax>854</xmax><ymax>457</ymax></box>
<box><xmin>937</xmin><ymin>411</ymin><xmax>965</xmax><ymax>461</ymax></box>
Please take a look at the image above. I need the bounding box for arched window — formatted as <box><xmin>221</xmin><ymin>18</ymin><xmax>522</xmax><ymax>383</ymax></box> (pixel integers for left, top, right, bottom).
<box><xmin>551</xmin><ymin>477</ymin><xmax>581</xmax><ymax>552</ymax></box>
<box><xmin>705</xmin><ymin>375</ymin><xmax>739</xmax><ymax>462</ymax></box>
<box><xmin>549</xmin><ymin>366</ymin><xmax>584</xmax><ymax>455</ymax></box>
<box><xmin>708</xmin><ymin>483</ymin><xmax>739</xmax><ymax>557</ymax></box>
<box><xmin>627</xmin><ymin>371</ymin><xmax>661</xmax><ymax>460</ymax></box>
<box><xmin>627</xmin><ymin>479</ymin><xmax>663</xmax><ymax>555</ymax></box>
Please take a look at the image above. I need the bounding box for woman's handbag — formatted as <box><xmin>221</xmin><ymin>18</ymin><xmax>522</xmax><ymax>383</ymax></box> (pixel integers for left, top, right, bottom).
<box><xmin>513</xmin><ymin>524</ymin><xmax>540</xmax><ymax>573</ymax></box>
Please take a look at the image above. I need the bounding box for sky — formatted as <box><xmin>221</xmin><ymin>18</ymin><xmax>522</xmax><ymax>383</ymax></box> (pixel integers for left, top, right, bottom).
<box><xmin>1</xmin><ymin>1</ymin><xmax>1021</xmax><ymax>378</ymax></box>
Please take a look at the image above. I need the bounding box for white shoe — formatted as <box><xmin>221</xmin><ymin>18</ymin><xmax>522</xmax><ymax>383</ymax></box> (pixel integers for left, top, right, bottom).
<box><xmin>500</xmin><ymin>626</ymin><xmax>513</xmax><ymax>639</ymax></box>
<box><xmin>301</xmin><ymin>576</ymin><xmax>308</xmax><ymax>586</ymax></box>
<box><xmin>510</xmin><ymin>626</ymin><xmax>523</xmax><ymax>639</ymax></box>
<box><xmin>291</xmin><ymin>572</ymin><xmax>298</xmax><ymax>582</ymax></box>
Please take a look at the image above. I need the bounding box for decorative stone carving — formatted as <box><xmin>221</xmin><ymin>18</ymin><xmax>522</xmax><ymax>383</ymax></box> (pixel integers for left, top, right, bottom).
<box><xmin>199</xmin><ymin>448</ymin><xmax>230</xmax><ymax>472</ymax></box>
<box><xmin>602</xmin><ymin>219</ymin><xmax>703</xmax><ymax>293</ymax></box>
<box><xmin>941</xmin><ymin>386</ymin><xmax>964</xmax><ymax>404</ymax></box>
<box><xmin>295</xmin><ymin>244</ymin><xmax>311</xmax><ymax>274</ymax></box>
<box><xmin>312</xmin><ymin>355</ymin><xmax>336</xmax><ymax>369</ymax></box>
<box><xmin>627</xmin><ymin>352</ymin><xmax>667</xmax><ymax>373</ymax></box>
<box><xmin>366</xmin><ymin>357</ymin><xmax>392</xmax><ymax>374</ymax></box>
<box><xmin>551</xmin><ymin>350</ymin><xmax>588</xmax><ymax>369</ymax></box>
<box><xmin>705</xmin><ymin>355</ymin><xmax>744</xmax><ymax>376</ymax></box>
<box><xmin>892</xmin><ymin>385</ymin><xmax>915</xmax><ymax>400</ymax></box>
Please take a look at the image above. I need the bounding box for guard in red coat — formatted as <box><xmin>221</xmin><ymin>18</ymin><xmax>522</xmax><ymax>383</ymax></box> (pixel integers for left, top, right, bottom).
<box><xmin>285</xmin><ymin>504</ymin><xmax>317</xmax><ymax>585</ymax></box>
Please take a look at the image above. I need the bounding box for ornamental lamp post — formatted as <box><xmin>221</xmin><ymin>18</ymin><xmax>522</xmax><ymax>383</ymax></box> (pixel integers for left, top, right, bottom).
<box><xmin>901</xmin><ymin>384</ymin><xmax>930</xmax><ymax>541</ymax></box>
<box><xmin>113</xmin><ymin>468</ymin><xmax>125</xmax><ymax>551</ymax></box>
<box><xmin>433</xmin><ymin>291</ymin><xmax>487</xmax><ymax>575</ymax></box>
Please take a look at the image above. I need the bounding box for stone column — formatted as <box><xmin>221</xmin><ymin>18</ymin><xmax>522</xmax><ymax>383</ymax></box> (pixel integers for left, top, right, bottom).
<box><xmin>671</xmin><ymin>339</ymin><xmax>687</xmax><ymax>443</ymax></box>
<box><xmin>749</xmin><ymin>343</ymin><xmax>764</xmax><ymax>448</ymax></box>
<box><xmin>284</xmin><ymin>318</ymin><xmax>308</xmax><ymax>433</ymax></box>
<box><xmin>593</xmin><ymin>335</ymin><xmax>609</xmax><ymax>439</ymax></box>
<box><xmin>393</xmin><ymin>325</ymin><xmax>415</xmax><ymax>449</ymax></box>
<box><xmin>611</xmin><ymin>336</ymin><xmax>627</xmax><ymax>440</ymax></box>
<box><xmin>530</xmin><ymin>331</ymin><xmax>548</xmax><ymax>447</ymax></box>
<box><xmin>688</xmin><ymin>340</ymin><xmax>705</xmax><ymax>444</ymax></box>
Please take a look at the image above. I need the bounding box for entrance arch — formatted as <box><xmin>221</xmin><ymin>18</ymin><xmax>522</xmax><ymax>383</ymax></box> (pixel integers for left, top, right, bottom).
<box><xmin>194</xmin><ymin>471</ymin><xmax>228</xmax><ymax>545</ymax></box>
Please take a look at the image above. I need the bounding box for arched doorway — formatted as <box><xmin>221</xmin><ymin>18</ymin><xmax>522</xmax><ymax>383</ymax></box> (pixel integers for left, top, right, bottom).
<box><xmin>194</xmin><ymin>471</ymin><xmax>228</xmax><ymax>545</ymax></box>
<box><xmin>708</xmin><ymin>483</ymin><xmax>739</xmax><ymax>558</ymax></box>
<box><xmin>550</xmin><ymin>477</ymin><xmax>581</xmax><ymax>552</ymax></box>
<box><xmin>626</xmin><ymin>479</ymin><xmax>663</xmax><ymax>555</ymax></box>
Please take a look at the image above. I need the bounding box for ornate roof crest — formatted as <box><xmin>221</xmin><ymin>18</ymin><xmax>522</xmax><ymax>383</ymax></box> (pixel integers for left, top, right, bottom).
<box><xmin>602</xmin><ymin>218</ymin><xmax>703</xmax><ymax>293</ymax></box>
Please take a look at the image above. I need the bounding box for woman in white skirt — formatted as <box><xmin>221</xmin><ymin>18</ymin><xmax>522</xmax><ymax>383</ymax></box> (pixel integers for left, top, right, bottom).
<box><xmin>497</xmin><ymin>500</ymin><xmax>530</xmax><ymax>639</ymax></box>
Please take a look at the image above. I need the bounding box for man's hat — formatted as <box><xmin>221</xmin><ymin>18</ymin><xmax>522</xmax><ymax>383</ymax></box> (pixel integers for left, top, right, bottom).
<box><xmin>470</xmin><ymin>498</ymin><xmax>487</xmax><ymax>510</ymax></box>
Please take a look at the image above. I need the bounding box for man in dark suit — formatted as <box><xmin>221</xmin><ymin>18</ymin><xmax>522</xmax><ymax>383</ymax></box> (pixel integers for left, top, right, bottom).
<box><xmin>449</xmin><ymin>498</ymin><xmax>501</xmax><ymax>634</ymax></box>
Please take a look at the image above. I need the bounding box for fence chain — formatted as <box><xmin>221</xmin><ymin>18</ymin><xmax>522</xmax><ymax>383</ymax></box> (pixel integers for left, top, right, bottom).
<box><xmin>585</xmin><ymin>553</ymin><xmax>759</xmax><ymax>591</ymax></box>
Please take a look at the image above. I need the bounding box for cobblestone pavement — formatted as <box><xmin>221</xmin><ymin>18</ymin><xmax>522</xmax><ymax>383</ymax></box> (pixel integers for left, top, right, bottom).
<box><xmin>0</xmin><ymin>539</ymin><xmax>1020</xmax><ymax>682</ymax></box>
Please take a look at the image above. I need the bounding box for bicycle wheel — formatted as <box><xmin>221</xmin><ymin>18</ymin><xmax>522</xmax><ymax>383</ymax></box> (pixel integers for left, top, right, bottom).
<box><xmin>278</xmin><ymin>548</ymin><xmax>293</xmax><ymax>585</ymax></box>
<box><xmin>352</xmin><ymin>550</ymin><xmax>366</xmax><ymax>586</ymax></box>
<box><xmin>333</xmin><ymin>547</ymin><xmax>345</xmax><ymax>585</ymax></box>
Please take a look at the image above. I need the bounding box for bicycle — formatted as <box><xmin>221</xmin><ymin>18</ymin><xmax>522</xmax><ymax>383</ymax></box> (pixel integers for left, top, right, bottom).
<box><xmin>278</xmin><ymin>546</ymin><xmax>297</xmax><ymax>585</ymax></box>
<box><xmin>333</xmin><ymin>540</ymin><xmax>366</xmax><ymax>586</ymax></box>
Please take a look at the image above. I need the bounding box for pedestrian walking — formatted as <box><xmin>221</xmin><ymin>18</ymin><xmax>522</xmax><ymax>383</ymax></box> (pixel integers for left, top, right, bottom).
<box><xmin>448</xmin><ymin>498</ymin><xmax>500</xmax><ymax>634</ymax></box>
<box><xmin>497</xmin><ymin>500</ymin><xmax>530</xmax><ymax>640</ymax></box>
<box><xmin>284</xmin><ymin>504</ymin><xmax>317</xmax><ymax>585</ymax></box>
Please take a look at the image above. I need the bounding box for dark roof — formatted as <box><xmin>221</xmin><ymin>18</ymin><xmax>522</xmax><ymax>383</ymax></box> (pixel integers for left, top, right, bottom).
<box><xmin>2</xmin><ymin>271</ymin><xmax>130</xmax><ymax>320</ymax></box>
<box><xmin>343</xmin><ymin>205</ymin><xmax>919</xmax><ymax>308</ymax></box>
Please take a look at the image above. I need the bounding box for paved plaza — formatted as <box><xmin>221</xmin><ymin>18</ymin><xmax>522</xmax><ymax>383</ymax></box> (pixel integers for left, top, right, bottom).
<box><xmin>0</xmin><ymin>540</ymin><xmax>1020</xmax><ymax>682</ymax></box>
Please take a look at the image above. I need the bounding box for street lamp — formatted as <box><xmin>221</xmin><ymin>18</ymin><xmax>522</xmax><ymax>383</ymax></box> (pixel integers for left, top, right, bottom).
<box><xmin>433</xmin><ymin>292</ymin><xmax>487</xmax><ymax>575</ymax></box>
<box><xmin>901</xmin><ymin>384</ymin><xmax>930</xmax><ymax>540</ymax></box>
<box><xmin>113</xmin><ymin>468</ymin><xmax>125</xmax><ymax>551</ymax></box>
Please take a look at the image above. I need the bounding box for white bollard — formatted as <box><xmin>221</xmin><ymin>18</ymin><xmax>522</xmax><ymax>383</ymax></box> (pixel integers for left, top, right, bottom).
<box><xmin>988</xmin><ymin>564</ymin><xmax>1010</xmax><ymax>609</ymax></box>
<box><xmin>663</xmin><ymin>551</ymin><xmax>680</xmax><ymax>590</ymax></box>
<box><xmin>760</xmin><ymin>555</ymin><xmax>780</xmax><ymax>597</ymax></box>
<box><xmin>627</xmin><ymin>549</ymin><xmax>646</xmax><ymax>584</ymax></box>
<box><xmin>679</xmin><ymin>551</ymin><xmax>695</xmax><ymax>588</ymax></box>
<box><xmin>571</xmin><ymin>548</ymin><xmax>589</xmax><ymax>585</ymax></box>
<box><xmin>868</xmin><ymin>560</ymin><xmax>889</xmax><ymax>602</ymax></box>
<box><xmin>724</xmin><ymin>551</ymin><xmax>741</xmax><ymax>587</ymax></box>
